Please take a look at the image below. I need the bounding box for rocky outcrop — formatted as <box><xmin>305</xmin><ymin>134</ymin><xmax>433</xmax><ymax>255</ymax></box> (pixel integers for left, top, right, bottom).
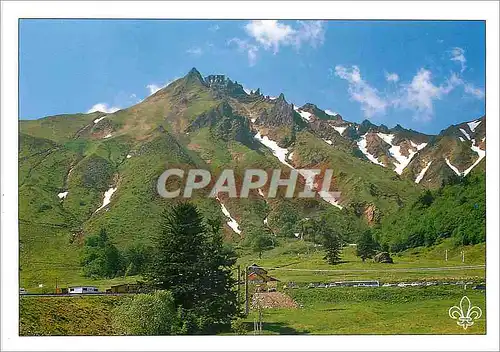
<box><xmin>363</xmin><ymin>204</ymin><xmax>378</xmax><ymax>224</ymax></box>
<box><xmin>205</xmin><ymin>74</ymin><xmax>248</xmax><ymax>99</ymax></box>
<box><xmin>256</xmin><ymin>93</ymin><xmax>295</xmax><ymax>128</ymax></box>
<box><xmin>187</xmin><ymin>102</ymin><xmax>253</xmax><ymax>144</ymax></box>
<box><xmin>374</xmin><ymin>252</ymin><xmax>394</xmax><ymax>263</ymax></box>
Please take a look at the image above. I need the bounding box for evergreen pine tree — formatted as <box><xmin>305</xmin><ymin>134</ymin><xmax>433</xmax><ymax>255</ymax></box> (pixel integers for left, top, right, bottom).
<box><xmin>147</xmin><ymin>203</ymin><xmax>207</xmax><ymax>310</ymax></box>
<box><xmin>356</xmin><ymin>230</ymin><xmax>378</xmax><ymax>262</ymax></box>
<box><xmin>147</xmin><ymin>203</ymin><xmax>239</xmax><ymax>333</ymax></box>
<box><xmin>323</xmin><ymin>231</ymin><xmax>342</xmax><ymax>265</ymax></box>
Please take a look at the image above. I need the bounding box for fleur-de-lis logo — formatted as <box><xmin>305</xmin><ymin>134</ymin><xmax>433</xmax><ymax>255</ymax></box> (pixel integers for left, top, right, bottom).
<box><xmin>448</xmin><ymin>296</ymin><xmax>482</xmax><ymax>330</ymax></box>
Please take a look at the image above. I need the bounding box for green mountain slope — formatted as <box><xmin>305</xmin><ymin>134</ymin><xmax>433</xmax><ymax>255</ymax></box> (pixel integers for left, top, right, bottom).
<box><xmin>18</xmin><ymin>68</ymin><xmax>486</xmax><ymax>290</ymax></box>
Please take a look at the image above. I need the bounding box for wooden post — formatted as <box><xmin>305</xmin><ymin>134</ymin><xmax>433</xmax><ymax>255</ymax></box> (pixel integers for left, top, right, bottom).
<box><xmin>245</xmin><ymin>267</ymin><xmax>249</xmax><ymax>316</ymax></box>
<box><xmin>259</xmin><ymin>306</ymin><xmax>263</xmax><ymax>333</ymax></box>
<box><xmin>237</xmin><ymin>265</ymin><xmax>241</xmax><ymax>305</ymax></box>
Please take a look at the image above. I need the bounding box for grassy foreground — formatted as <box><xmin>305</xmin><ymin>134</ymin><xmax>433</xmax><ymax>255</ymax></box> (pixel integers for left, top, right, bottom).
<box><xmin>241</xmin><ymin>286</ymin><xmax>486</xmax><ymax>335</ymax></box>
<box><xmin>20</xmin><ymin>295</ymin><xmax>123</xmax><ymax>336</ymax></box>
<box><xmin>20</xmin><ymin>285</ymin><xmax>486</xmax><ymax>335</ymax></box>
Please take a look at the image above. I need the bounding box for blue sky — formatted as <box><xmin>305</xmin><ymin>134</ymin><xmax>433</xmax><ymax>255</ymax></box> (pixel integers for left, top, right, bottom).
<box><xmin>19</xmin><ymin>20</ymin><xmax>485</xmax><ymax>134</ymax></box>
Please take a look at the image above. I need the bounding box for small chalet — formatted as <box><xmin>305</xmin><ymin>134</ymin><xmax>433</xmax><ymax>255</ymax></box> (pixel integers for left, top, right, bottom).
<box><xmin>247</xmin><ymin>264</ymin><xmax>280</xmax><ymax>284</ymax></box>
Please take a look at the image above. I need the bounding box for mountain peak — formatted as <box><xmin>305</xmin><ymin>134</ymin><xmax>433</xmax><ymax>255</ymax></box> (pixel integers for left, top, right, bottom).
<box><xmin>185</xmin><ymin>67</ymin><xmax>205</xmax><ymax>84</ymax></box>
<box><xmin>277</xmin><ymin>93</ymin><xmax>286</xmax><ymax>102</ymax></box>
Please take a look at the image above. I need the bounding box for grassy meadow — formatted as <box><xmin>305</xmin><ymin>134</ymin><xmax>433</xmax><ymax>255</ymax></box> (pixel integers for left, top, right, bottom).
<box><xmin>237</xmin><ymin>238</ymin><xmax>485</xmax><ymax>284</ymax></box>
<box><xmin>241</xmin><ymin>286</ymin><xmax>486</xmax><ymax>335</ymax></box>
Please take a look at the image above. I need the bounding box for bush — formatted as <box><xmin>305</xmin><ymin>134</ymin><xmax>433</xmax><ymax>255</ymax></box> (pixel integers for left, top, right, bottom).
<box><xmin>112</xmin><ymin>290</ymin><xmax>181</xmax><ymax>335</ymax></box>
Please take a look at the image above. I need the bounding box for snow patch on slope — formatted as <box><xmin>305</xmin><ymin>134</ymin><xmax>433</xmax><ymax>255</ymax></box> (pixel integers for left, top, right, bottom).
<box><xmin>459</xmin><ymin>137</ymin><xmax>465</xmax><ymax>142</ymax></box>
<box><xmin>467</xmin><ymin>119</ymin><xmax>482</xmax><ymax>133</ymax></box>
<box><xmin>357</xmin><ymin>135</ymin><xmax>385</xmax><ymax>167</ymax></box>
<box><xmin>216</xmin><ymin>197</ymin><xmax>241</xmax><ymax>234</ymax></box>
<box><xmin>254</xmin><ymin>132</ymin><xmax>292</xmax><ymax>168</ymax></box>
<box><xmin>254</xmin><ymin>132</ymin><xmax>342</xmax><ymax>209</ymax></box>
<box><xmin>459</xmin><ymin>128</ymin><xmax>471</xmax><ymax>141</ymax></box>
<box><xmin>410</xmin><ymin>141</ymin><xmax>428</xmax><ymax>151</ymax></box>
<box><xmin>445</xmin><ymin>158</ymin><xmax>462</xmax><ymax>176</ymax></box>
<box><xmin>93</xmin><ymin>116</ymin><xmax>107</xmax><ymax>124</ymax></box>
<box><xmin>57</xmin><ymin>191</ymin><xmax>68</xmax><ymax>199</ymax></box>
<box><xmin>322</xmin><ymin>138</ymin><xmax>333</xmax><ymax>145</ymax></box>
<box><xmin>95</xmin><ymin>187</ymin><xmax>117</xmax><ymax>213</ymax></box>
<box><xmin>376</xmin><ymin>133</ymin><xmax>426</xmax><ymax>175</ymax></box>
<box><xmin>333</xmin><ymin>126</ymin><xmax>347</xmax><ymax>135</ymax></box>
<box><xmin>294</xmin><ymin>106</ymin><xmax>313</xmax><ymax>122</ymax></box>
<box><xmin>104</xmin><ymin>134</ymin><xmax>112</xmax><ymax>139</ymax></box>
<box><xmin>463</xmin><ymin>140</ymin><xmax>486</xmax><ymax>176</ymax></box>
<box><xmin>415</xmin><ymin>161</ymin><xmax>432</xmax><ymax>184</ymax></box>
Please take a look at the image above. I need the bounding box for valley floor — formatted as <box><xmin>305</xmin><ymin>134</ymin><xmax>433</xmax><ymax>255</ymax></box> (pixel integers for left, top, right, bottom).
<box><xmin>19</xmin><ymin>239</ymin><xmax>486</xmax><ymax>336</ymax></box>
<box><xmin>19</xmin><ymin>286</ymin><xmax>486</xmax><ymax>336</ymax></box>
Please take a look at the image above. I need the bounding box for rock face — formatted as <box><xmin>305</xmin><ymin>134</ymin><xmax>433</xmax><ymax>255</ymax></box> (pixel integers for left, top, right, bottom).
<box><xmin>374</xmin><ymin>252</ymin><xmax>394</xmax><ymax>263</ymax></box>
<box><xmin>187</xmin><ymin>102</ymin><xmax>252</xmax><ymax>144</ymax></box>
<box><xmin>257</xmin><ymin>93</ymin><xmax>294</xmax><ymax>128</ymax></box>
<box><xmin>363</xmin><ymin>204</ymin><xmax>378</xmax><ymax>224</ymax></box>
<box><xmin>205</xmin><ymin>74</ymin><xmax>248</xmax><ymax>99</ymax></box>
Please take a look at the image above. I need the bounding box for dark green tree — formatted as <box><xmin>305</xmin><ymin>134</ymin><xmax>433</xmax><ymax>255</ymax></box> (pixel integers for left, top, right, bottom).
<box><xmin>147</xmin><ymin>202</ymin><xmax>239</xmax><ymax>333</ymax></box>
<box><xmin>147</xmin><ymin>203</ymin><xmax>207</xmax><ymax>309</ymax></box>
<box><xmin>252</xmin><ymin>233</ymin><xmax>274</xmax><ymax>259</ymax></box>
<box><xmin>313</xmin><ymin>217</ymin><xmax>343</xmax><ymax>265</ymax></box>
<box><xmin>200</xmin><ymin>216</ymin><xmax>239</xmax><ymax>330</ymax></box>
<box><xmin>81</xmin><ymin>228</ymin><xmax>123</xmax><ymax>278</ymax></box>
<box><xmin>356</xmin><ymin>230</ymin><xmax>378</xmax><ymax>262</ymax></box>
<box><xmin>322</xmin><ymin>231</ymin><xmax>342</xmax><ymax>265</ymax></box>
<box><xmin>123</xmin><ymin>243</ymin><xmax>152</xmax><ymax>276</ymax></box>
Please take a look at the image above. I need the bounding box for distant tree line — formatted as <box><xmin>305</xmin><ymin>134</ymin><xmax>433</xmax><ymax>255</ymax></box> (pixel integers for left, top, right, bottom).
<box><xmin>80</xmin><ymin>229</ymin><xmax>151</xmax><ymax>279</ymax></box>
<box><xmin>373</xmin><ymin>172</ymin><xmax>485</xmax><ymax>252</ymax></box>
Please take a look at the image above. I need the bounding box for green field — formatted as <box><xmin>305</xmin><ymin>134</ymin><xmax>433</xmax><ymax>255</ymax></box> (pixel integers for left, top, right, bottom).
<box><xmin>237</xmin><ymin>239</ymin><xmax>485</xmax><ymax>284</ymax></box>
<box><xmin>20</xmin><ymin>285</ymin><xmax>486</xmax><ymax>335</ymax></box>
<box><xmin>241</xmin><ymin>286</ymin><xmax>486</xmax><ymax>335</ymax></box>
<box><xmin>20</xmin><ymin>295</ymin><xmax>123</xmax><ymax>336</ymax></box>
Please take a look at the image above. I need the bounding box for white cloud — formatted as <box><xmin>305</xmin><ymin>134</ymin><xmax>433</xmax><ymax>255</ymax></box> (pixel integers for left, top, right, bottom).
<box><xmin>450</xmin><ymin>47</ymin><xmax>467</xmax><ymax>73</ymax></box>
<box><xmin>334</xmin><ymin>65</ymin><xmax>388</xmax><ymax>118</ymax></box>
<box><xmin>87</xmin><ymin>103</ymin><xmax>120</xmax><ymax>114</ymax></box>
<box><xmin>146</xmin><ymin>84</ymin><xmax>163</xmax><ymax>95</ymax></box>
<box><xmin>146</xmin><ymin>77</ymin><xmax>179</xmax><ymax>96</ymax></box>
<box><xmin>335</xmin><ymin>61</ymin><xmax>484</xmax><ymax>122</ymax></box>
<box><xmin>464</xmin><ymin>83</ymin><xmax>485</xmax><ymax>99</ymax></box>
<box><xmin>244</xmin><ymin>20</ymin><xmax>325</xmax><ymax>54</ymax></box>
<box><xmin>293</xmin><ymin>20</ymin><xmax>325</xmax><ymax>48</ymax></box>
<box><xmin>396</xmin><ymin>69</ymin><xmax>482</xmax><ymax>121</ymax></box>
<box><xmin>397</xmin><ymin>69</ymin><xmax>444</xmax><ymax>121</ymax></box>
<box><xmin>228</xmin><ymin>38</ymin><xmax>259</xmax><ymax>66</ymax></box>
<box><xmin>244</xmin><ymin>20</ymin><xmax>295</xmax><ymax>53</ymax></box>
<box><xmin>230</xmin><ymin>20</ymin><xmax>325</xmax><ymax>65</ymax></box>
<box><xmin>385</xmin><ymin>72</ymin><xmax>399</xmax><ymax>82</ymax></box>
<box><xmin>186</xmin><ymin>47</ymin><xmax>203</xmax><ymax>56</ymax></box>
